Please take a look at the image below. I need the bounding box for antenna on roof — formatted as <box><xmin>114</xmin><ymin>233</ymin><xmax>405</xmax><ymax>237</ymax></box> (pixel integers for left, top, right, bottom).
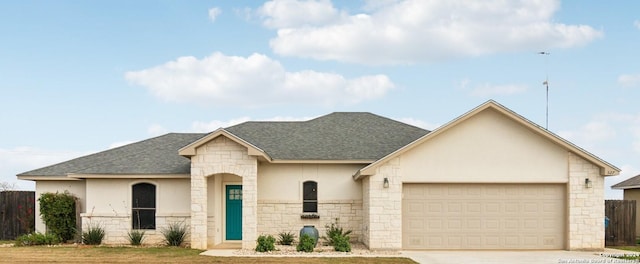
<box><xmin>538</xmin><ymin>51</ymin><xmax>550</xmax><ymax>130</ymax></box>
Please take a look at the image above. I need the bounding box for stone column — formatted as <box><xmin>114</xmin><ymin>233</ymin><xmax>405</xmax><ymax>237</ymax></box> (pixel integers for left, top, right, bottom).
<box><xmin>364</xmin><ymin>157</ymin><xmax>402</xmax><ymax>250</ymax></box>
<box><xmin>190</xmin><ymin>167</ymin><xmax>208</xmax><ymax>249</ymax></box>
<box><xmin>242</xmin><ymin>165</ymin><xmax>258</xmax><ymax>249</ymax></box>
<box><xmin>567</xmin><ymin>153</ymin><xmax>604</xmax><ymax>250</ymax></box>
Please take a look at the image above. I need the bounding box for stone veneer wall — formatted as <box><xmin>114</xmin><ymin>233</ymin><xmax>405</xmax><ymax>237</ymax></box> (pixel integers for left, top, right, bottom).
<box><xmin>81</xmin><ymin>214</ymin><xmax>189</xmax><ymax>245</ymax></box>
<box><xmin>362</xmin><ymin>157</ymin><xmax>402</xmax><ymax>250</ymax></box>
<box><xmin>568</xmin><ymin>152</ymin><xmax>604</xmax><ymax>250</ymax></box>
<box><xmin>257</xmin><ymin>200</ymin><xmax>362</xmax><ymax>241</ymax></box>
<box><xmin>190</xmin><ymin>136</ymin><xmax>258</xmax><ymax>249</ymax></box>
<box><xmin>361</xmin><ymin>177</ymin><xmax>370</xmax><ymax>247</ymax></box>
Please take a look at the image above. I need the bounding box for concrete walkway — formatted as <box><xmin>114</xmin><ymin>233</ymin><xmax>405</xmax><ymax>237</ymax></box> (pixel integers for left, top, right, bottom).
<box><xmin>201</xmin><ymin>248</ymin><xmax>640</xmax><ymax>264</ymax></box>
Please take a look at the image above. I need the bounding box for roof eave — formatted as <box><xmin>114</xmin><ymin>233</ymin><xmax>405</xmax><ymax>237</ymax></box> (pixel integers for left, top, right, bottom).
<box><xmin>17</xmin><ymin>175</ymin><xmax>81</xmax><ymax>181</ymax></box>
<box><xmin>67</xmin><ymin>173</ymin><xmax>191</xmax><ymax>179</ymax></box>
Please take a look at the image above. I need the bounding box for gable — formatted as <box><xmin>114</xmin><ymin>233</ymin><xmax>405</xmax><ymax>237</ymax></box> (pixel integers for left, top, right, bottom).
<box><xmin>356</xmin><ymin>100</ymin><xmax>620</xmax><ymax>178</ymax></box>
<box><xmin>400</xmin><ymin>107</ymin><xmax>568</xmax><ymax>182</ymax></box>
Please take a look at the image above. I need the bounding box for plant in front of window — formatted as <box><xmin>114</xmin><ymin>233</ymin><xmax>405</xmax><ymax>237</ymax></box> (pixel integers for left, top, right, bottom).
<box><xmin>82</xmin><ymin>223</ymin><xmax>105</xmax><ymax>245</ymax></box>
<box><xmin>296</xmin><ymin>233</ymin><xmax>315</xmax><ymax>252</ymax></box>
<box><xmin>277</xmin><ymin>231</ymin><xmax>296</xmax><ymax>245</ymax></box>
<box><xmin>161</xmin><ymin>221</ymin><xmax>189</xmax><ymax>247</ymax></box>
<box><xmin>255</xmin><ymin>234</ymin><xmax>276</xmax><ymax>252</ymax></box>
<box><xmin>38</xmin><ymin>191</ymin><xmax>77</xmax><ymax>242</ymax></box>
<box><xmin>81</xmin><ymin>206</ymin><xmax>105</xmax><ymax>245</ymax></box>
<box><xmin>127</xmin><ymin>229</ymin><xmax>146</xmax><ymax>246</ymax></box>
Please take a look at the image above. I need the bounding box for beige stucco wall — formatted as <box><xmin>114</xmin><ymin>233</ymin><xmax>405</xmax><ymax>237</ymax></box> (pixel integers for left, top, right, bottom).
<box><xmin>34</xmin><ymin>180</ymin><xmax>86</xmax><ymax>234</ymax></box>
<box><xmin>84</xmin><ymin>178</ymin><xmax>190</xmax><ymax>216</ymax></box>
<box><xmin>80</xmin><ymin>178</ymin><xmax>190</xmax><ymax>245</ymax></box>
<box><xmin>623</xmin><ymin>189</ymin><xmax>640</xmax><ymax>237</ymax></box>
<box><xmin>256</xmin><ymin>163</ymin><xmax>364</xmax><ymax>241</ymax></box>
<box><xmin>401</xmin><ymin>108</ymin><xmax>568</xmax><ymax>183</ymax></box>
<box><xmin>257</xmin><ymin>163</ymin><xmax>363</xmax><ymax>200</ymax></box>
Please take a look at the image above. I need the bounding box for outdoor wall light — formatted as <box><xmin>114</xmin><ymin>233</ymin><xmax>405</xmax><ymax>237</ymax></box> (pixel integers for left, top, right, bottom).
<box><xmin>585</xmin><ymin>178</ymin><xmax>592</xmax><ymax>188</ymax></box>
<box><xmin>383</xmin><ymin>177</ymin><xmax>389</xmax><ymax>188</ymax></box>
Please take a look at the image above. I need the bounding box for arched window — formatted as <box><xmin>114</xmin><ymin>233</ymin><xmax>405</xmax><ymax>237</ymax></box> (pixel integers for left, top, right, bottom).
<box><xmin>303</xmin><ymin>181</ymin><xmax>317</xmax><ymax>213</ymax></box>
<box><xmin>132</xmin><ymin>183</ymin><xmax>156</xmax><ymax>229</ymax></box>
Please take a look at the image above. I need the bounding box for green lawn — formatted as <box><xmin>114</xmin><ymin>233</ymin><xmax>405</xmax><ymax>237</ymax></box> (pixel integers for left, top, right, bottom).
<box><xmin>0</xmin><ymin>245</ymin><xmax>417</xmax><ymax>263</ymax></box>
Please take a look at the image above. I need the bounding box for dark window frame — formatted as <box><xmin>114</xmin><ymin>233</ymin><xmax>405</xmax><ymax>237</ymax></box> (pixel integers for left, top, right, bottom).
<box><xmin>132</xmin><ymin>182</ymin><xmax>156</xmax><ymax>230</ymax></box>
<box><xmin>302</xmin><ymin>181</ymin><xmax>318</xmax><ymax>213</ymax></box>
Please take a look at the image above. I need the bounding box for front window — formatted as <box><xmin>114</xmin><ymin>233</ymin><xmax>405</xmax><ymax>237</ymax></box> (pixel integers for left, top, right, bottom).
<box><xmin>132</xmin><ymin>183</ymin><xmax>156</xmax><ymax>229</ymax></box>
<box><xmin>303</xmin><ymin>181</ymin><xmax>318</xmax><ymax>213</ymax></box>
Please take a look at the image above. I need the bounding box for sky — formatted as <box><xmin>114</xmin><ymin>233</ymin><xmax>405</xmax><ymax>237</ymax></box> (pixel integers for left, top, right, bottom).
<box><xmin>1</xmin><ymin>0</ymin><xmax>639</xmax><ymax>199</ymax></box>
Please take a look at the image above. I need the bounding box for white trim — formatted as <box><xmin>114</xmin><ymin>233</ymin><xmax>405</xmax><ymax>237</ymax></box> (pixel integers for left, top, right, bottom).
<box><xmin>68</xmin><ymin>174</ymin><xmax>190</xmax><ymax>179</ymax></box>
<box><xmin>222</xmin><ymin>181</ymin><xmax>242</xmax><ymax>243</ymax></box>
<box><xmin>270</xmin><ymin>159</ymin><xmax>374</xmax><ymax>164</ymax></box>
<box><xmin>17</xmin><ymin>175</ymin><xmax>81</xmax><ymax>181</ymax></box>
<box><xmin>612</xmin><ymin>185</ymin><xmax>640</xmax><ymax>190</ymax></box>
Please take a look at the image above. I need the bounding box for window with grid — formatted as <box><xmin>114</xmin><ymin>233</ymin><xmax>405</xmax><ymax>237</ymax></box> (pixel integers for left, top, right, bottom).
<box><xmin>132</xmin><ymin>183</ymin><xmax>156</xmax><ymax>229</ymax></box>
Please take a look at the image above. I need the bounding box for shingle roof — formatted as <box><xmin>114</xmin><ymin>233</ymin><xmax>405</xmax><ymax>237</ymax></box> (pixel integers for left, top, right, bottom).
<box><xmin>18</xmin><ymin>133</ymin><xmax>206</xmax><ymax>176</ymax></box>
<box><xmin>18</xmin><ymin>112</ymin><xmax>429</xmax><ymax>177</ymax></box>
<box><xmin>612</xmin><ymin>174</ymin><xmax>640</xmax><ymax>189</ymax></box>
<box><xmin>226</xmin><ymin>112</ymin><xmax>429</xmax><ymax>160</ymax></box>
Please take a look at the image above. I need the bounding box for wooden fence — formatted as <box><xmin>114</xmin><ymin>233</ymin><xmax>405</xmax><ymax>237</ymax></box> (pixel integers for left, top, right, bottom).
<box><xmin>605</xmin><ymin>200</ymin><xmax>636</xmax><ymax>246</ymax></box>
<box><xmin>0</xmin><ymin>191</ymin><xmax>35</xmax><ymax>240</ymax></box>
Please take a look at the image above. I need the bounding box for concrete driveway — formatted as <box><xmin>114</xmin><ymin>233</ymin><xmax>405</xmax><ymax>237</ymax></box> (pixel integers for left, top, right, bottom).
<box><xmin>401</xmin><ymin>249</ymin><xmax>637</xmax><ymax>264</ymax></box>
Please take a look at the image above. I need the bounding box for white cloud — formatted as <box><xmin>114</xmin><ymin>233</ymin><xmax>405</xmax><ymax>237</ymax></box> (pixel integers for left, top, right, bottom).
<box><xmin>191</xmin><ymin>117</ymin><xmax>252</xmax><ymax>132</ymax></box>
<box><xmin>109</xmin><ymin>141</ymin><xmax>135</xmax><ymax>149</ymax></box>
<box><xmin>125</xmin><ymin>52</ymin><xmax>394</xmax><ymax>107</ymax></box>
<box><xmin>147</xmin><ymin>124</ymin><xmax>169</xmax><ymax>136</ymax></box>
<box><xmin>618</xmin><ymin>73</ymin><xmax>640</xmax><ymax>87</ymax></box>
<box><xmin>0</xmin><ymin>147</ymin><xmax>91</xmax><ymax>190</ymax></box>
<box><xmin>190</xmin><ymin>116</ymin><xmax>314</xmax><ymax>132</ymax></box>
<box><xmin>397</xmin><ymin>117</ymin><xmax>439</xmax><ymax>130</ymax></box>
<box><xmin>257</xmin><ymin>0</ymin><xmax>345</xmax><ymax>28</ymax></box>
<box><xmin>635</xmin><ymin>20</ymin><xmax>640</xmax><ymax>30</ymax></box>
<box><xmin>208</xmin><ymin>7</ymin><xmax>222</xmax><ymax>22</ymax></box>
<box><xmin>469</xmin><ymin>83</ymin><xmax>528</xmax><ymax>97</ymax></box>
<box><xmin>260</xmin><ymin>0</ymin><xmax>602</xmax><ymax>65</ymax></box>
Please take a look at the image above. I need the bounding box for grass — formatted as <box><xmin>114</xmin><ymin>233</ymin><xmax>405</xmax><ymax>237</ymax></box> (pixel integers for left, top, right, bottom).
<box><xmin>0</xmin><ymin>240</ymin><xmax>14</xmax><ymax>245</ymax></box>
<box><xmin>0</xmin><ymin>245</ymin><xmax>417</xmax><ymax>263</ymax></box>
<box><xmin>608</xmin><ymin>246</ymin><xmax>640</xmax><ymax>260</ymax></box>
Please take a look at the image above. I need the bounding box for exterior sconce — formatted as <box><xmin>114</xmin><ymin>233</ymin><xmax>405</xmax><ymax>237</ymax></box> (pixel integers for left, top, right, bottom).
<box><xmin>585</xmin><ymin>178</ymin><xmax>592</xmax><ymax>188</ymax></box>
<box><xmin>383</xmin><ymin>177</ymin><xmax>389</xmax><ymax>188</ymax></box>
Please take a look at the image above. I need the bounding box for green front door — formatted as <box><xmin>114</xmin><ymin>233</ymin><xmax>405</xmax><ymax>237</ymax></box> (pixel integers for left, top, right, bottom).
<box><xmin>225</xmin><ymin>185</ymin><xmax>242</xmax><ymax>240</ymax></box>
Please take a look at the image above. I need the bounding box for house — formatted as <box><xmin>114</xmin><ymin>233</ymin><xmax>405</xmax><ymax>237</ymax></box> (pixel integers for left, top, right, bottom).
<box><xmin>611</xmin><ymin>174</ymin><xmax>640</xmax><ymax>237</ymax></box>
<box><xmin>17</xmin><ymin>100</ymin><xmax>620</xmax><ymax>250</ymax></box>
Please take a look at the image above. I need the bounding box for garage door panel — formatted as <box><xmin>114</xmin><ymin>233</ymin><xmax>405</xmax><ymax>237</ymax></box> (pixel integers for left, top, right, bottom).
<box><xmin>402</xmin><ymin>183</ymin><xmax>565</xmax><ymax>249</ymax></box>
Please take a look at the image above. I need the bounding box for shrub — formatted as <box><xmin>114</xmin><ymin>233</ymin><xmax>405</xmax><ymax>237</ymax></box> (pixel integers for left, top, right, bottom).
<box><xmin>161</xmin><ymin>222</ymin><xmax>188</xmax><ymax>247</ymax></box>
<box><xmin>296</xmin><ymin>234</ymin><xmax>315</xmax><ymax>252</ymax></box>
<box><xmin>15</xmin><ymin>232</ymin><xmax>60</xmax><ymax>246</ymax></box>
<box><xmin>127</xmin><ymin>230</ymin><xmax>146</xmax><ymax>246</ymax></box>
<box><xmin>82</xmin><ymin>224</ymin><xmax>105</xmax><ymax>245</ymax></box>
<box><xmin>255</xmin><ymin>234</ymin><xmax>276</xmax><ymax>252</ymax></box>
<box><xmin>323</xmin><ymin>218</ymin><xmax>352</xmax><ymax>246</ymax></box>
<box><xmin>332</xmin><ymin>234</ymin><xmax>351</xmax><ymax>252</ymax></box>
<box><xmin>38</xmin><ymin>191</ymin><xmax>77</xmax><ymax>242</ymax></box>
<box><xmin>277</xmin><ymin>231</ymin><xmax>295</xmax><ymax>245</ymax></box>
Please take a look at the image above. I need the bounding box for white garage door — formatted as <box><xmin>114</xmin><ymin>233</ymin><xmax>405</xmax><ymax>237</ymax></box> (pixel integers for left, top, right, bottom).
<box><xmin>402</xmin><ymin>183</ymin><xmax>565</xmax><ymax>249</ymax></box>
